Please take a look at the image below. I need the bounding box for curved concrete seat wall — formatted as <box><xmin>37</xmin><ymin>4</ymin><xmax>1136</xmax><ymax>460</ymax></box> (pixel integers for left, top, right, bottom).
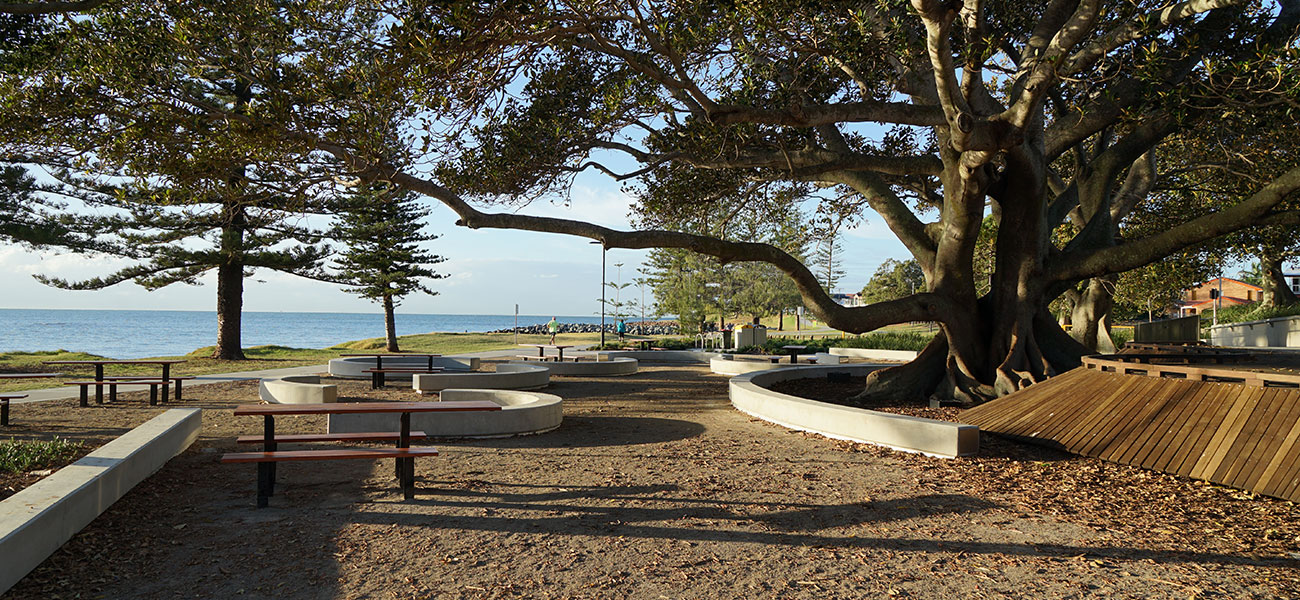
<box><xmin>729</xmin><ymin>364</ymin><xmax>978</xmax><ymax>458</ymax></box>
<box><xmin>413</xmin><ymin>363</ymin><xmax>550</xmax><ymax>393</ymax></box>
<box><xmin>600</xmin><ymin>350</ymin><xmax>712</xmax><ymax>363</ymax></box>
<box><xmin>259</xmin><ymin>375</ymin><xmax>338</xmax><ymax>404</ymax></box>
<box><xmin>513</xmin><ymin>357</ymin><xmax>637</xmax><ymax>377</ymax></box>
<box><xmin>828</xmin><ymin>348</ymin><xmax>919</xmax><ymax>361</ymax></box>
<box><xmin>709</xmin><ymin>355</ymin><xmax>817</xmax><ymax>376</ymax></box>
<box><xmin>329</xmin><ymin>389</ymin><xmax>563</xmax><ymax>438</ymax></box>
<box><xmin>327</xmin><ymin>356</ymin><xmax>480</xmax><ymax>379</ymax></box>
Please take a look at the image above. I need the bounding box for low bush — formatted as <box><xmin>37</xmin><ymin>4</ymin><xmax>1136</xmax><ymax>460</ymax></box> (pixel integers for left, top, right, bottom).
<box><xmin>0</xmin><ymin>437</ymin><xmax>84</xmax><ymax>474</ymax></box>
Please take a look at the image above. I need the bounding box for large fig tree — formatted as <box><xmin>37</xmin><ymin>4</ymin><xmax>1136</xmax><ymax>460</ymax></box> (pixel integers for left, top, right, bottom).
<box><xmin>4</xmin><ymin>1</ymin><xmax>1300</xmax><ymax>402</ymax></box>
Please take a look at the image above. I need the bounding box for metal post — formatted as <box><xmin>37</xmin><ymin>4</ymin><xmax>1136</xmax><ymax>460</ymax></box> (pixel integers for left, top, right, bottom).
<box><xmin>514</xmin><ymin>303</ymin><xmax>518</xmax><ymax>345</ymax></box>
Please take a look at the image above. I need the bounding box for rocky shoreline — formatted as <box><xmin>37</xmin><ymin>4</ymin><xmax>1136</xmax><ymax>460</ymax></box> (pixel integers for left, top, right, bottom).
<box><xmin>490</xmin><ymin>320</ymin><xmax>682</xmax><ymax>336</ymax></box>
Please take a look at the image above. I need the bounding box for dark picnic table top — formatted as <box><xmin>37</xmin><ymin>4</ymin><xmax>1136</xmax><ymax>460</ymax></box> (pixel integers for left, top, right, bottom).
<box><xmin>42</xmin><ymin>359</ymin><xmax>188</xmax><ymax>366</ymax></box>
<box><xmin>233</xmin><ymin>400</ymin><xmax>502</xmax><ymax>417</ymax></box>
<box><xmin>338</xmin><ymin>353</ymin><xmax>442</xmax><ymax>358</ymax></box>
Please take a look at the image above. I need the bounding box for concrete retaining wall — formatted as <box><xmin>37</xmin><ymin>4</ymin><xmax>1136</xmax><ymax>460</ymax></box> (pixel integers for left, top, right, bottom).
<box><xmin>1209</xmin><ymin>315</ymin><xmax>1300</xmax><ymax>348</ymax></box>
<box><xmin>413</xmin><ymin>363</ymin><xmax>550</xmax><ymax>393</ymax></box>
<box><xmin>328</xmin><ymin>355</ymin><xmax>480</xmax><ymax>379</ymax></box>
<box><xmin>729</xmin><ymin>365</ymin><xmax>978</xmax><ymax>458</ymax></box>
<box><xmin>259</xmin><ymin>375</ymin><xmax>338</xmax><ymax>404</ymax></box>
<box><xmin>0</xmin><ymin>409</ymin><xmax>202</xmax><ymax>594</ymax></box>
<box><xmin>512</xmin><ymin>357</ymin><xmax>638</xmax><ymax>377</ymax></box>
<box><xmin>828</xmin><ymin>347</ymin><xmax>920</xmax><ymax>361</ymax></box>
<box><xmin>330</xmin><ymin>389</ymin><xmax>563</xmax><ymax>438</ymax></box>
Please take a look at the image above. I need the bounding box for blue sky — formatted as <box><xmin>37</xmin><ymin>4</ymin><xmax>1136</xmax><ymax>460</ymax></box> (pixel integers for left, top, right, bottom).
<box><xmin>0</xmin><ymin>172</ymin><xmax>912</xmax><ymax>317</ymax></box>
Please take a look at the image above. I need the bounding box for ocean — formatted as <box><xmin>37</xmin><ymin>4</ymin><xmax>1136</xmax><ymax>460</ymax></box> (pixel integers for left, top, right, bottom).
<box><xmin>0</xmin><ymin>309</ymin><xmax>607</xmax><ymax>359</ymax></box>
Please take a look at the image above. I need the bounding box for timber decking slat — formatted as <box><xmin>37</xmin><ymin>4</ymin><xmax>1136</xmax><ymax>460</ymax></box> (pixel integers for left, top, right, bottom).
<box><xmin>1076</xmin><ymin>377</ymin><xmax>1164</xmax><ymax>456</ymax></box>
<box><xmin>1140</xmin><ymin>382</ymin><xmax>1217</xmax><ymax>472</ymax></box>
<box><xmin>1232</xmin><ymin>388</ymin><xmax>1300</xmax><ymax>491</ymax></box>
<box><xmin>1051</xmin><ymin>372</ymin><xmax>1145</xmax><ymax>452</ymax></box>
<box><xmin>1214</xmin><ymin>388</ymin><xmax>1285</xmax><ymax>488</ymax></box>
<box><xmin>1023</xmin><ymin>371</ymin><xmax>1120</xmax><ymax>443</ymax></box>
<box><xmin>1189</xmin><ymin>386</ymin><xmax>1265</xmax><ymax>481</ymax></box>
<box><xmin>1107</xmin><ymin>379</ymin><xmax>1195</xmax><ymax>466</ymax></box>
<box><xmin>1166</xmin><ymin>382</ymin><xmax>1237</xmax><ymax>478</ymax></box>
<box><xmin>1088</xmin><ymin>376</ymin><xmax>1169</xmax><ymax>459</ymax></box>
<box><xmin>960</xmin><ymin>367</ymin><xmax>1300</xmax><ymax>502</ymax></box>
<box><xmin>1253</xmin><ymin>404</ymin><xmax>1300</xmax><ymax>496</ymax></box>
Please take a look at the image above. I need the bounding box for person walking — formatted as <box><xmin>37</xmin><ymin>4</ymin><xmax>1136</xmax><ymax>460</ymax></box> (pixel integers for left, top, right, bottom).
<box><xmin>616</xmin><ymin>319</ymin><xmax>627</xmax><ymax>343</ymax></box>
<box><xmin>547</xmin><ymin>317</ymin><xmax>560</xmax><ymax>344</ymax></box>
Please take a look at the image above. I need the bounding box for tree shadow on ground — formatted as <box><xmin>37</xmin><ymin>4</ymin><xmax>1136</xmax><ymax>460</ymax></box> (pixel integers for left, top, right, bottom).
<box><xmin>455</xmin><ymin>415</ymin><xmax>708</xmax><ymax>448</ymax></box>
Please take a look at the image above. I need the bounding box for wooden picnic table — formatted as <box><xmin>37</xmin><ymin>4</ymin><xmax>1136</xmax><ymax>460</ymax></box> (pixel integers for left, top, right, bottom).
<box><xmin>42</xmin><ymin>359</ymin><xmax>187</xmax><ymax>404</ymax></box>
<box><xmin>520</xmin><ymin>344</ymin><xmax>573</xmax><ymax>361</ymax></box>
<box><xmin>230</xmin><ymin>400</ymin><xmax>501</xmax><ymax>507</ymax></box>
<box><xmin>339</xmin><ymin>353</ymin><xmax>442</xmax><ymax>370</ymax></box>
<box><xmin>781</xmin><ymin>345</ymin><xmax>808</xmax><ymax>364</ymax></box>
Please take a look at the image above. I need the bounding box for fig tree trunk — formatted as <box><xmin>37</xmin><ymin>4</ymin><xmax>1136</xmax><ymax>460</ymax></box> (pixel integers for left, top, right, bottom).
<box><xmin>1261</xmin><ymin>253</ymin><xmax>1298</xmax><ymax>308</ymax></box>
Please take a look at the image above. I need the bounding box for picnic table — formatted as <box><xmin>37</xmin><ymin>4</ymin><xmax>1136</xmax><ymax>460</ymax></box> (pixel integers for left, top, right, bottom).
<box><xmin>0</xmin><ymin>373</ymin><xmax>61</xmax><ymax>426</ymax></box>
<box><xmin>225</xmin><ymin>400</ymin><xmax>501</xmax><ymax>507</ymax></box>
<box><xmin>520</xmin><ymin>344</ymin><xmax>573</xmax><ymax>361</ymax></box>
<box><xmin>781</xmin><ymin>345</ymin><xmax>809</xmax><ymax>364</ymax></box>
<box><xmin>338</xmin><ymin>353</ymin><xmax>442</xmax><ymax>370</ymax></box>
<box><xmin>42</xmin><ymin>359</ymin><xmax>188</xmax><ymax>406</ymax></box>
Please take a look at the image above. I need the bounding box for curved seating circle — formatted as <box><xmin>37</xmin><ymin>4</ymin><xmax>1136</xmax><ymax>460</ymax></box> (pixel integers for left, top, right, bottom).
<box><xmin>509</xmin><ymin>357</ymin><xmax>637</xmax><ymax>377</ymax></box>
<box><xmin>328</xmin><ymin>388</ymin><xmax>563</xmax><ymax>438</ymax></box>
<box><xmin>259</xmin><ymin>375</ymin><xmax>338</xmax><ymax>404</ymax></box>
<box><xmin>709</xmin><ymin>353</ymin><xmax>841</xmax><ymax>376</ymax></box>
<box><xmin>728</xmin><ymin>364</ymin><xmax>978</xmax><ymax>458</ymax></box>
<box><xmin>413</xmin><ymin>363</ymin><xmax>550</xmax><ymax>393</ymax></box>
<box><xmin>328</xmin><ymin>355</ymin><xmax>480</xmax><ymax>379</ymax></box>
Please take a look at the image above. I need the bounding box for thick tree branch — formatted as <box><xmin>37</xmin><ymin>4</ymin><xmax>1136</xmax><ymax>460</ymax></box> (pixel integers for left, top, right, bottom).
<box><xmin>1054</xmin><ymin>164</ymin><xmax>1300</xmax><ymax>281</ymax></box>
<box><xmin>0</xmin><ymin>0</ymin><xmax>107</xmax><ymax>14</ymax></box>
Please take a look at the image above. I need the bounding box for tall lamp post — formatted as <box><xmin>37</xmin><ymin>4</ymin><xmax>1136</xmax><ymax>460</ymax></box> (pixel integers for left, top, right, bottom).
<box><xmin>591</xmin><ymin>240</ymin><xmax>606</xmax><ymax>348</ymax></box>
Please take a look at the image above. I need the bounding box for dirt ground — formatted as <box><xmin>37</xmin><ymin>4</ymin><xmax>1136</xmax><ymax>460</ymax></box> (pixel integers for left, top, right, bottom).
<box><xmin>4</xmin><ymin>363</ymin><xmax>1299</xmax><ymax>599</ymax></box>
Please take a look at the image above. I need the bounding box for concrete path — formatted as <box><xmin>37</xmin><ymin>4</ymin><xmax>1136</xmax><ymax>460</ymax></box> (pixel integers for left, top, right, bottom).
<box><xmin>11</xmin><ymin>347</ymin><xmax>583</xmax><ymax>405</ymax></box>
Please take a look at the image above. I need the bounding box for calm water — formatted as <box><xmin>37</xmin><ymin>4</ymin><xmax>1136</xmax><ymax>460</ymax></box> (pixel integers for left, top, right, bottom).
<box><xmin>0</xmin><ymin>309</ymin><xmax>605</xmax><ymax>358</ymax></box>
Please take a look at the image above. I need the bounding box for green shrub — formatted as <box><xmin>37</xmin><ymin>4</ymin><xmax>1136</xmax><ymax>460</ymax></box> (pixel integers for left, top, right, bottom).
<box><xmin>0</xmin><ymin>437</ymin><xmax>84</xmax><ymax>474</ymax></box>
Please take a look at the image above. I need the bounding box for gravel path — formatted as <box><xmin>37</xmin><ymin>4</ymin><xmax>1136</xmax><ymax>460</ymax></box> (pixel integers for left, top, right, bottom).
<box><xmin>5</xmin><ymin>364</ymin><xmax>1297</xmax><ymax>599</ymax></box>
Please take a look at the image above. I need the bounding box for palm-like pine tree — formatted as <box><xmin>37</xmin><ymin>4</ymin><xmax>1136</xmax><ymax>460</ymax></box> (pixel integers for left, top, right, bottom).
<box><xmin>333</xmin><ymin>182</ymin><xmax>446</xmax><ymax>351</ymax></box>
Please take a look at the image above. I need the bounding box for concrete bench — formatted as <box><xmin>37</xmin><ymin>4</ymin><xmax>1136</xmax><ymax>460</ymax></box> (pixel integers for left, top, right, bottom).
<box><xmin>413</xmin><ymin>363</ymin><xmax>550</xmax><ymax>393</ymax></box>
<box><xmin>258</xmin><ymin>375</ymin><xmax>338</xmax><ymax>404</ymax></box>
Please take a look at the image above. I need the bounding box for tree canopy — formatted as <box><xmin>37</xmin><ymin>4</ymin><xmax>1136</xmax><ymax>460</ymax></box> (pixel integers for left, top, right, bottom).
<box><xmin>3</xmin><ymin>1</ymin><xmax>1299</xmax><ymax>402</ymax></box>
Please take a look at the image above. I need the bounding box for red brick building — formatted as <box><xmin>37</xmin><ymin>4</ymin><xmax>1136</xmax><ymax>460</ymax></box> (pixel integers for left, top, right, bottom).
<box><xmin>1178</xmin><ymin>277</ymin><xmax>1262</xmax><ymax>316</ymax></box>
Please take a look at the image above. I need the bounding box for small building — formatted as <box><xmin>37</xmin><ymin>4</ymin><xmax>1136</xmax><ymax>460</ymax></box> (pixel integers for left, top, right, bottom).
<box><xmin>1177</xmin><ymin>277</ymin><xmax>1262</xmax><ymax>316</ymax></box>
<box><xmin>831</xmin><ymin>292</ymin><xmax>865</xmax><ymax>307</ymax></box>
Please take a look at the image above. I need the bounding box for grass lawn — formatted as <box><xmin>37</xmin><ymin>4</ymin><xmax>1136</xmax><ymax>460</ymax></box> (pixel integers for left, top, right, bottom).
<box><xmin>0</xmin><ymin>331</ymin><xmax>604</xmax><ymax>392</ymax></box>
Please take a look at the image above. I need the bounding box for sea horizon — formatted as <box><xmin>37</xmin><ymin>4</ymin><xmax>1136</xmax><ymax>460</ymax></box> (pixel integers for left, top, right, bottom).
<box><xmin>0</xmin><ymin>308</ymin><xmax>621</xmax><ymax>359</ymax></box>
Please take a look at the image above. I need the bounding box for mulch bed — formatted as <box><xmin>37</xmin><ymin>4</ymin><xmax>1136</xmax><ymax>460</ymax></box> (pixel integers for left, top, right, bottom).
<box><xmin>2</xmin><ymin>365</ymin><xmax>1298</xmax><ymax>599</ymax></box>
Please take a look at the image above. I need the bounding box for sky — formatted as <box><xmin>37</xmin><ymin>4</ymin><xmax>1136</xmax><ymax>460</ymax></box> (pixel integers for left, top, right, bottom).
<box><xmin>0</xmin><ymin>172</ymin><xmax>913</xmax><ymax>317</ymax></box>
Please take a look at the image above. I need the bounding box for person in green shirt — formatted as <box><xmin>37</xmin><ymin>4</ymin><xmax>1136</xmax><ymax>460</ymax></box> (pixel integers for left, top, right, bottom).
<box><xmin>547</xmin><ymin>317</ymin><xmax>560</xmax><ymax>344</ymax></box>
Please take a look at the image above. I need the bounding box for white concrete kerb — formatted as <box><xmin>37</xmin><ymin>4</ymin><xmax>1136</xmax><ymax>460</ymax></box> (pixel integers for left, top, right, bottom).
<box><xmin>0</xmin><ymin>409</ymin><xmax>201</xmax><ymax>595</ymax></box>
<box><xmin>330</xmin><ymin>388</ymin><xmax>563</xmax><ymax>438</ymax></box>
<box><xmin>413</xmin><ymin>363</ymin><xmax>550</xmax><ymax>393</ymax></box>
<box><xmin>728</xmin><ymin>365</ymin><xmax>978</xmax><ymax>458</ymax></box>
<box><xmin>259</xmin><ymin>375</ymin><xmax>338</xmax><ymax>404</ymax></box>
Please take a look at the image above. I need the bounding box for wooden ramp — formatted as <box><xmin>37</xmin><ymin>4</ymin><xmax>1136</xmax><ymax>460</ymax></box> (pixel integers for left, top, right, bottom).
<box><xmin>960</xmin><ymin>368</ymin><xmax>1300</xmax><ymax>501</ymax></box>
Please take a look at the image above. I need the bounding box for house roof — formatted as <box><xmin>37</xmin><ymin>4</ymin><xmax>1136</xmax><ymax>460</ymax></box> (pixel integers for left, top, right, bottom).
<box><xmin>1197</xmin><ymin>277</ymin><xmax>1262</xmax><ymax>291</ymax></box>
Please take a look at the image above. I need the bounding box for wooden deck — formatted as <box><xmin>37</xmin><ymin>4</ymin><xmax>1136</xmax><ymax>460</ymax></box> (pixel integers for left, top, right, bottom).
<box><xmin>959</xmin><ymin>368</ymin><xmax>1300</xmax><ymax>502</ymax></box>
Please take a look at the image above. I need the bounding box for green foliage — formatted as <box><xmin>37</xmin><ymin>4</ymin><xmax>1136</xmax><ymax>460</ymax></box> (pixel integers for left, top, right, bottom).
<box><xmin>332</xmin><ymin>182</ymin><xmax>446</xmax><ymax>306</ymax></box>
<box><xmin>1200</xmin><ymin>303</ymin><xmax>1300</xmax><ymax>328</ymax></box>
<box><xmin>812</xmin><ymin>231</ymin><xmax>846</xmax><ymax>293</ymax></box>
<box><xmin>0</xmin><ymin>437</ymin><xmax>83</xmax><ymax>474</ymax></box>
<box><xmin>757</xmin><ymin>332</ymin><xmax>932</xmax><ymax>354</ymax></box>
<box><xmin>861</xmin><ymin>259</ymin><xmax>925</xmax><ymax>304</ymax></box>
